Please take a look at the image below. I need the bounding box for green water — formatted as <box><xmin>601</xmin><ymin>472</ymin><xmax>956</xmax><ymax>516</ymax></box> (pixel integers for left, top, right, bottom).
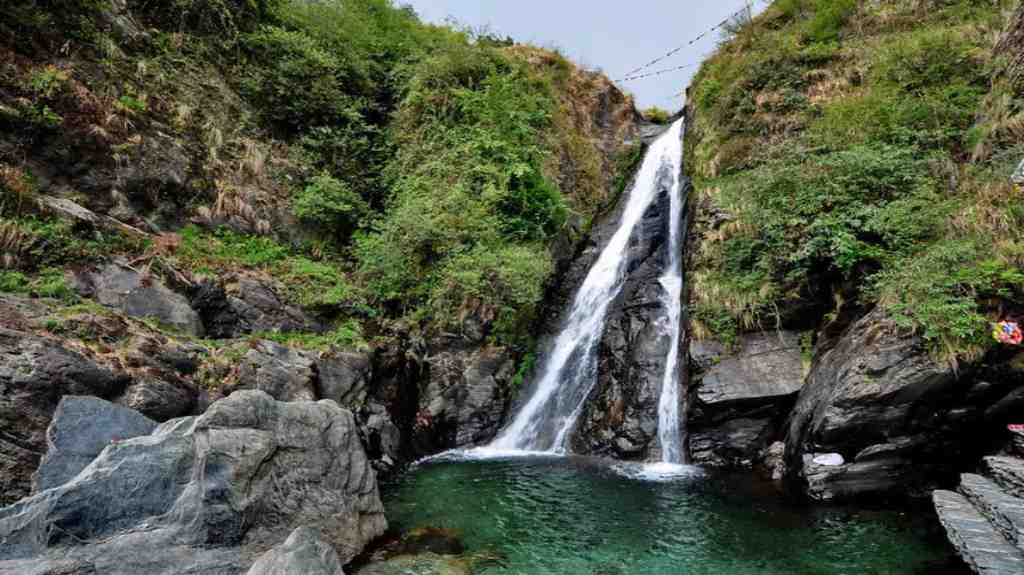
<box><xmin>379</xmin><ymin>456</ymin><xmax>967</xmax><ymax>575</ymax></box>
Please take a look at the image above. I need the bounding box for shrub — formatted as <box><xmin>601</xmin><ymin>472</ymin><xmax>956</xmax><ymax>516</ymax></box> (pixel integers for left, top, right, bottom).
<box><xmin>241</xmin><ymin>26</ymin><xmax>367</xmax><ymax>133</ymax></box>
<box><xmin>292</xmin><ymin>173</ymin><xmax>369</xmax><ymax>237</ymax></box>
<box><xmin>495</xmin><ymin>168</ymin><xmax>567</xmax><ymax>240</ymax></box>
<box><xmin>803</xmin><ymin>0</ymin><xmax>856</xmax><ymax>43</ymax></box>
<box><xmin>642</xmin><ymin>107</ymin><xmax>671</xmax><ymax>124</ymax></box>
<box><xmin>428</xmin><ymin>244</ymin><xmax>553</xmax><ymax>341</ymax></box>
<box><xmin>131</xmin><ymin>0</ymin><xmax>282</xmax><ymax>38</ymax></box>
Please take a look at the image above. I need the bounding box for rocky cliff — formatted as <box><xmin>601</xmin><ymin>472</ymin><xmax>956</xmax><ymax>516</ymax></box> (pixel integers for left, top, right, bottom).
<box><xmin>681</xmin><ymin>0</ymin><xmax>1024</xmax><ymax>503</ymax></box>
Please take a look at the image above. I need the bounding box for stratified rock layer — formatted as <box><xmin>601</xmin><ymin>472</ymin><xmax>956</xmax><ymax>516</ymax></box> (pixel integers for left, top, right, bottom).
<box><xmin>688</xmin><ymin>332</ymin><xmax>804</xmax><ymax>466</ymax></box>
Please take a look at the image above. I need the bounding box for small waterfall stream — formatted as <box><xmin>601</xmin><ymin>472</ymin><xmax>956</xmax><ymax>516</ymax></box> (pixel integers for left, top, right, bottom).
<box><xmin>489</xmin><ymin>119</ymin><xmax>686</xmax><ymax>458</ymax></box>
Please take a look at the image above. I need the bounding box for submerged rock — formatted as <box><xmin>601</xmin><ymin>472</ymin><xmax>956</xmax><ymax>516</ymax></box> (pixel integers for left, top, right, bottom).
<box><xmin>0</xmin><ymin>390</ymin><xmax>386</xmax><ymax>573</ymax></box>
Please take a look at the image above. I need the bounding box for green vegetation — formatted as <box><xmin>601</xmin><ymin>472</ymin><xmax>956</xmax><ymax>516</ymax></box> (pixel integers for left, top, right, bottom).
<box><xmin>642</xmin><ymin>107</ymin><xmax>672</xmax><ymax>124</ymax></box>
<box><xmin>0</xmin><ymin>0</ymin><xmax>637</xmax><ymax>352</ymax></box>
<box><xmin>258</xmin><ymin>319</ymin><xmax>368</xmax><ymax>351</ymax></box>
<box><xmin>687</xmin><ymin>0</ymin><xmax>1023</xmax><ymax>360</ymax></box>
<box><xmin>176</xmin><ymin>225</ymin><xmax>365</xmax><ymax>312</ymax></box>
<box><xmin>0</xmin><ymin>268</ymin><xmax>75</xmax><ymax>301</ymax></box>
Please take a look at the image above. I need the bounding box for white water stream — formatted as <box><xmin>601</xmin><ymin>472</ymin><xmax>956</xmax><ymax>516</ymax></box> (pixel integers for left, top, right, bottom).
<box><xmin>488</xmin><ymin>119</ymin><xmax>687</xmax><ymax>463</ymax></box>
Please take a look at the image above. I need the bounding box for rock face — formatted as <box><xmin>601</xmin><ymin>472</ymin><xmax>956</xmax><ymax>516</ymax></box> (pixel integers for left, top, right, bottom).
<box><xmin>688</xmin><ymin>332</ymin><xmax>804</xmax><ymax>466</ymax></box>
<box><xmin>572</xmin><ymin>167</ymin><xmax>690</xmax><ymax>459</ymax></box>
<box><xmin>414</xmin><ymin>346</ymin><xmax>513</xmax><ymax>455</ymax></box>
<box><xmin>0</xmin><ymin>390</ymin><xmax>386</xmax><ymax>574</ymax></box>
<box><xmin>192</xmin><ymin>276</ymin><xmax>322</xmax><ymax>339</ymax></box>
<box><xmin>0</xmin><ymin>328</ymin><xmax>129</xmax><ymax>506</ymax></box>
<box><xmin>782</xmin><ymin>309</ymin><xmax>1023</xmax><ymax>501</ymax></box>
<box><xmin>933</xmin><ymin>456</ymin><xmax>1024</xmax><ymax>575</ymax></box>
<box><xmin>246</xmin><ymin>527</ymin><xmax>344</xmax><ymax>575</ymax></box>
<box><xmin>228</xmin><ymin>340</ymin><xmax>319</xmax><ymax>402</ymax></box>
<box><xmin>76</xmin><ymin>262</ymin><xmax>204</xmax><ymax>336</ymax></box>
<box><xmin>32</xmin><ymin>396</ymin><xmax>157</xmax><ymax>493</ymax></box>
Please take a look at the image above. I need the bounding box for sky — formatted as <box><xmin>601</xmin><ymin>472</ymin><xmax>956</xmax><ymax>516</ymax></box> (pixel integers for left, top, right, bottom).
<box><xmin>401</xmin><ymin>0</ymin><xmax>767</xmax><ymax>111</ymax></box>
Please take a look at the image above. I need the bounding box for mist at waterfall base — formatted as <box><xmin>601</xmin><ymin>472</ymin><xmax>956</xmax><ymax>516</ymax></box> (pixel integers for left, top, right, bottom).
<box><xmin>378</xmin><ymin>458</ymin><xmax>965</xmax><ymax>575</ymax></box>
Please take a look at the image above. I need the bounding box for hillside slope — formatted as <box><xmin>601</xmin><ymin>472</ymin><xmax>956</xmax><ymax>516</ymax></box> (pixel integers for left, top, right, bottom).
<box><xmin>684</xmin><ymin>0</ymin><xmax>1024</xmax><ymax>500</ymax></box>
<box><xmin>0</xmin><ymin>0</ymin><xmax>643</xmax><ymax>507</ymax></box>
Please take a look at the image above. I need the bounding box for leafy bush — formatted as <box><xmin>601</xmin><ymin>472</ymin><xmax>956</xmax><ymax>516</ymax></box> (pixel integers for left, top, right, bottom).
<box><xmin>292</xmin><ymin>173</ymin><xmax>369</xmax><ymax>236</ymax></box>
<box><xmin>803</xmin><ymin>0</ymin><xmax>856</xmax><ymax>43</ymax></box>
<box><xmin>241</xmin><ymin>26</ymin><xmax>367</xmax><ymax>133</ymax></box>
<box><xmin>874</xmin><ymin>239</ymin><xmax>1024</xmax><ymax>360</ymax></box>
<box><xmin>428</xmin><ymin>244</ymin><xmax>553</xmax><ymax>341</ymax></box>
<box><xmin>356</xmin><ymin>43</ymin><xmax>568</xmax><ymax>342</ymax></box>
<box><xmin>642</xmin><ymin>107</ymin><xmax>671</xmax><ymax>124</ymax></box>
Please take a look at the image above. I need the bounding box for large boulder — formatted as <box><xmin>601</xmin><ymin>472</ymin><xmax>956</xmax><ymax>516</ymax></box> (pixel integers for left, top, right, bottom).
<box><xmin>688</xmin><ymin>332</ymin><xmax>804</xmax><ymax>466</ymax></box>
<box><xmin>32</xmin><ymin>396</ymin><xmax>157</xmax><ymax>493</ymax></box>
<box><xmin>246</xmin><ymin>527</ymin><xmax>344</xmax><ymax>575</ymax></box>
<box><xmin>0</xmin><ymin>390</ymin><xmax>386</xmax><ymax>573</ymax></box>
<box><xmin>76</xmin><ymin>262</ymin><xmax>204</xmax><ymax>336</ymax></box>
<box><xmin>0</xmin><ymin>328</ymin><xmax>129</xmax><ymax>506</ymax></box>
<box><xmin>782</xmin><ymin>309</ymin><xmax>1020</xmax><ymax>501</ymax></box>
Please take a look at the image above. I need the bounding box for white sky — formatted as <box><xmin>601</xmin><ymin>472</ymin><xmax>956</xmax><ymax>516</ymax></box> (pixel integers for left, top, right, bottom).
<box><xmin>401</xmin><ymin>0</ymin><xmax>768</xmax><ymax>110</ymax></box>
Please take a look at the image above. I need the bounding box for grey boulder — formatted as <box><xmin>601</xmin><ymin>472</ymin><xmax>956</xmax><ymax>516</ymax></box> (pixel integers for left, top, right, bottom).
<box><xmin>32</xmin><ymin>396</ymin><xmax>156</xmax><ymax>493</ymax></box>
<box><xmin>79</xmin><ymin>262</ymin><xmax>204</xmax><ymax>336</ymax></box>
<box><xmin>0</xmin><ymin>390</ymin><xmax>386</xmax><ymax>573</ymax></box>
<box><xmin>246</xmin><ymin>527</ymin><xmax>344</xmax><ymax>575</ymax></box>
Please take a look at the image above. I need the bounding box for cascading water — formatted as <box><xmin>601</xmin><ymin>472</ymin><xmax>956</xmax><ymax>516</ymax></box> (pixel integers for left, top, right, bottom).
<box><xmin>489</xmin><ymin>118</ymin><xmax>686</xmax><ymax>456</ymax></box>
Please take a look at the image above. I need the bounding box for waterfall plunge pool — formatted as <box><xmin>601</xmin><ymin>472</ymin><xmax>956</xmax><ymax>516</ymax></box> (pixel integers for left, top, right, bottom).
<box><xmin>361</xmin><ymin>456</ymin><xmax>968</xmax><ymax>575</ymax></box>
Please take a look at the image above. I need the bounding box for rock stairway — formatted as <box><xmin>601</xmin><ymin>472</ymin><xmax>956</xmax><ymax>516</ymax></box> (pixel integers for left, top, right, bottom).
<box><xmin>934</xmin><ymin>455</ymin><xmax>1024</xmax><ymax>575</ymax></box>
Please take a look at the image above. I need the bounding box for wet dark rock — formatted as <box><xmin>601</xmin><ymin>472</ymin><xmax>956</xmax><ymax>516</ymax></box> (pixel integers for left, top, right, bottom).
<box><xmin>359</xmin><ymin>401</ymin><xmax>402</xmax><ymax>472</ymax></box>
<box><xmin>192</xmin><ymin>276</ymin><xmax>321</xmax><ymax>339</ymax></box>
<box><xmin>574</xmin><ymin>169</ymin><xmax>690</xmax><ymax>459</ymax></box>
<box><xmin>32</xmin><ymin>396</ymin><xmax>157</xmax><ymax>493</ymax></box>
<box><xmin>246</xmin><ymin>527</ymin><xmax>344</xmax><ymax>575</ymax></box>
<box><xmin>415</xmin><ymin>346</ymin><xmax>513</xmax><ymax>455</ymax></box>
<box><xmin>0</xmin><ymin>328</ymin><xmax>129</xmax><ymax>506</ymax></box>
<box><xmin>933</xmin><ymin>489</ymin><xmax>1024</xmax><ymax>575</ymax></box>
<box><xmin>688</xmin><ymin>332</ymin><xmax>804</xmax><ymax>466</ymax></box>
<box><xmin>781</xmin><ymin>309</ymin><xmax>1010</xmax><ymax>501</ymax></box>
<box><xmin>77</xmin><ymin>262</ymin><xmax>204</xmax><ymax>336</ymax></box>
<box><xmin>0</xmin><ymin>390</ymin><xmax>386</xmax><ymax>573</ymax></box>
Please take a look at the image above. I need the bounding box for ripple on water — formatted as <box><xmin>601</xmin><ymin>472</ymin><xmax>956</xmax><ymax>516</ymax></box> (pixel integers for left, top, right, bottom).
<box><xmin>376</xmin><ymin>457</ymin><xmax>968</xmax><ymax>575</ymax></box>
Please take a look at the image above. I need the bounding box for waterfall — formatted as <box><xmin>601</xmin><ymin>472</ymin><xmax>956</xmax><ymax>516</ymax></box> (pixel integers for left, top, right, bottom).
<box><xmin>489</xmin><ymin>119</ymin><xmax>686</xmax><ymax>455</ymax></box>
<box><xmin>655</xmin><ymin>131</ymin><xmax>685</xmax><ymax>464</ymax></box>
